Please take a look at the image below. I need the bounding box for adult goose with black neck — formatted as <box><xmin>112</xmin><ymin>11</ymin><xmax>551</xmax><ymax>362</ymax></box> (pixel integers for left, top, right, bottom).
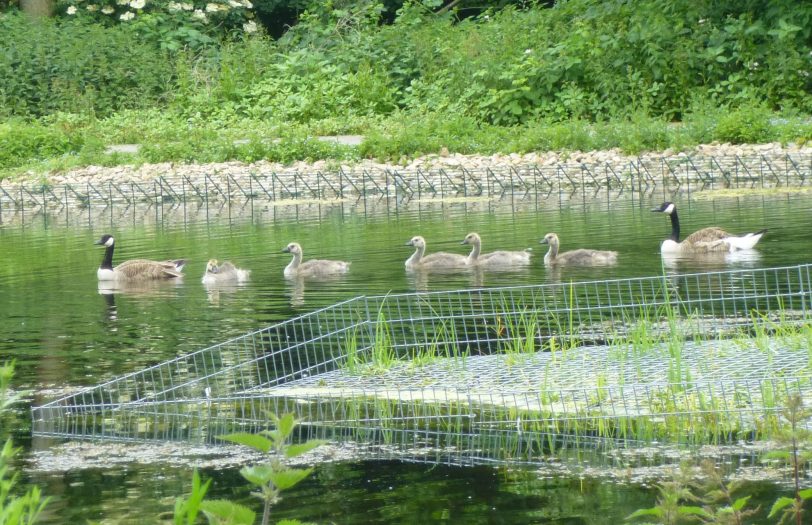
<box><xmin>651</xmin><ymin>202</ymin><xmax>767</xmax><ymax>254</ymax></box>
<box><xmin>95</xmin><ymin>234</ymin><xmax>185</xmax><ymax>281</ymax></box>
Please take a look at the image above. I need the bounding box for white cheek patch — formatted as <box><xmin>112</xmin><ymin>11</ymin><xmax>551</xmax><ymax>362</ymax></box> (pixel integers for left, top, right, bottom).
<box><xmin>105</xmin><ymin>237</ymin><xmax>115</xmax><ymax>247</ymax></box>
<box><xmin>664</xmin><ymin>203</ymin><xmax>675</xmax><ymax>214</ymax></box>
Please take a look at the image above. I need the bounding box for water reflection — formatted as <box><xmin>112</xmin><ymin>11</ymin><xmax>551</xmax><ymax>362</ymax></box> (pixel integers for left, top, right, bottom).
<box><xmin>660</xmin><ymin>249</ymin><xmax>763</xmax><ymax>272</ymax></box>
<box><xmin>97</xmin><ymin>278</ymin><xmax>186</xmax><ymax>297</ymax></box>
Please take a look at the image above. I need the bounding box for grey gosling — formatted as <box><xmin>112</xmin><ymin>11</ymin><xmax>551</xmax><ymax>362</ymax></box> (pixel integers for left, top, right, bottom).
<box><xmin>404</xmin><ymin>235</ymin><xmax>469</xmax><ymax>270</ymax></box>
<box><xmin>282</xmin><ymin>242</ymin><xmax>350</xmax><ymax>278</ymax></box>
<box><xmin>202</xmin><ymin>258</ymin><xmax>250</xmax><ymax>284</ymax></box>
<box><xmin>460</xmin><ymin>232</ymin><xmax>531</xmax><ymax>268</ymax></box>
<box><xmin>540</xmin><ymin>232</ymin><xmax>618</xmax><ymax>266</ymax></box>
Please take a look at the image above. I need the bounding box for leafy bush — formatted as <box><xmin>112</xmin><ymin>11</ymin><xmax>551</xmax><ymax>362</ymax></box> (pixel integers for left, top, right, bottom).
<box><xmin>0</xmin><ymin>12</ymin><xmax>176</xmax><ymax>118</ymax></box>
<box><xmin>714</xmin><ymin>103</ymin><xmax>775</xmax><ymax>144</ymax></box>
<box><xmin>0</xmin><ymin>119</ymin><xmax>85</xmax><ymax>171</ymax></box>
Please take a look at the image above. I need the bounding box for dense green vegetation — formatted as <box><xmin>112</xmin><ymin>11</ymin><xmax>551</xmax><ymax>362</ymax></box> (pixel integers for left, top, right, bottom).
<box><xmin>1</xmin><ymin>0</ymin><xmax>812</xmax><ymax>178</ymax></box>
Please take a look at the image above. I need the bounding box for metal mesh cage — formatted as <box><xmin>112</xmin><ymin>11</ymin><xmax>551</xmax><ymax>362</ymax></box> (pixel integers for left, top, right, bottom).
<box><xmin>32</xmin><ymin>264</ymin><xmax>812</xmax><ymax>467</ymax></box>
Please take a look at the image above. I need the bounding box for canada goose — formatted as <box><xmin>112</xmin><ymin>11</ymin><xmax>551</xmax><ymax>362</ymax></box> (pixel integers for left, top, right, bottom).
<box><xmin>201</xmin><ymin>259</ymin><xmax>250</xmax><ymax>285</ymax></box>
<box><xmin>282</xmin><ymin>242</ymin><xmax>350</xmax><ymax>278</ymax></box>
<box><xmin>95</xmin><ymin>234</ymin><xmax>185</xmax><ymax>281</ymax></box>
<box><xmin>540</xmin><ymin>233</ymin><xmax>618</xmax><ymax>266</ymax></box>
<box><xmin>460</xmin><ymin>232</ymin><xmax>531</xmax><ymax>268</ymax></box>
<box><xmin>404</xmin><ymin>236</ymin><xmax>470</xmax><ymax>270</ymax></box>
<box><xmin>652</xmin><ymin>202</ymin><xmax>767</xmax><ymax>254</ymax></box>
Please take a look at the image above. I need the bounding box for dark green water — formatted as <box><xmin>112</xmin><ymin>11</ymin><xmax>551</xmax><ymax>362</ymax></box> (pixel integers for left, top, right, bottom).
<box><xmin>2</xmin><ymin>191</ymin><xmax>810</xmax><ymax>523</ymax></box>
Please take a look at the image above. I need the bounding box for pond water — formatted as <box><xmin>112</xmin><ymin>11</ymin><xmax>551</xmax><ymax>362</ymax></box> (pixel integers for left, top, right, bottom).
<box><xmin>2</xmin><ymin>189</ymin><xmax>811</xmax><ymax>523</ymax></box>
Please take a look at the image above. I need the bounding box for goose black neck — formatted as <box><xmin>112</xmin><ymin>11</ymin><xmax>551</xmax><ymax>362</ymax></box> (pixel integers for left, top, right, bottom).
<box><xmin>100</xmin><ymin>244</ymin><xmax>114</xmax><ymax>269</ymax></box>
<box><xmin>669</xmin><ymin>209</ymin><xmax>680</xmax><ymax>242</ymax></box>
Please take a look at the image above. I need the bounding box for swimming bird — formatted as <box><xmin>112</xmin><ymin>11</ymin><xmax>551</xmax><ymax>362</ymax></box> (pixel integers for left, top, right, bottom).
<box><xmin>651</xmin><ymin>202</ymin><xmax>767</xmax><ymax>254</ymax></box>
<box><xmin>404</xmin><ymin>236</ymin><xmax>470</xmax><ymax>270</ymax></box>
<box><xmin>282</xmin><ymin>242</ymin><xmax>350</xmax><ymax>278</ymax></box>
<box><xmin>460</xmin><ymin>232</ymin><xmax>531</xmax><ymax>268</ymax></box>
<box><xmin>95</xmin><ymin>234</ymin><xmax>185</xmax><ymax>281</ymax></box>
<box><xmin>201</xmin><ymin>259</ymin><xmax>250</xmax><ymax>285</ymax></box>
<box><xmin>539</xmin><ymin>233</ymin><xmax>618</xmax><ymax>266</ymax></box>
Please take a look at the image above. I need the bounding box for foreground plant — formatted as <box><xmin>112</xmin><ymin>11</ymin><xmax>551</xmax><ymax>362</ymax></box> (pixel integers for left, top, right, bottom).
<box><xmin>0</xmin><ymin>361</ymin><xmax>48</xmax><ymax>525</ymax></box>
<box><xmin>765</xmin><ymin>394</ymin><xmax>812</xmax><ymax>525</ymax></box>
<box><xmin>219</xmin><ymin>413</ymin><xmax>325</xmax><ymax>525</ymax></box>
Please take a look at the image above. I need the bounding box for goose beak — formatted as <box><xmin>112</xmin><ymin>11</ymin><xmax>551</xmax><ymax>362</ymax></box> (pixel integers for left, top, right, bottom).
<box><xmin>460</xmin><ymin>239</ymin><xmax>468</xmax><ymax>245</ymax></box>
<box><xmin>94</xmin><ymin>239</ymin><xmax>103</xmax><ymax>245</ymax></box>
<box><xmin>405</xmin><ymin>240</ymin><xmax>413</xmax><ymax>246</ymax></box>
<box><xmin>282</xmin><ymin>247</ymin><xmax>291</xmax><ymax>253</ymax></box>
<box><xmin>651</xmin><ymin>207</ymin><xmax>662</xmax><ymax>213</ymax></box>
<box><xmin>539</xmin><ymin>238</ymin><xmax>549</xmax><ymax>245</ymax></box>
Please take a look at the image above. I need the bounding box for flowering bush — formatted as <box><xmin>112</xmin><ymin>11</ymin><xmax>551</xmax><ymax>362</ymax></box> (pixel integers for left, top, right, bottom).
<box><xmin>57</xmin><ymin>0</ymin><xmax>257</xmax><ymax>45</ymax></box>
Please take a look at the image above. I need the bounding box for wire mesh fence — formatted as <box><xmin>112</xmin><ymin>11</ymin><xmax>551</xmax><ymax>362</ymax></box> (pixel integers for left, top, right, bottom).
<box><xmin>32</xmin><ymin>263</ymin><xmax>812</xmax><ymax>467</ymax></box>
<box><xmin>3</xmin><ymin>154</ymin><xmax>811</xmax><ymax>211</ymax></box>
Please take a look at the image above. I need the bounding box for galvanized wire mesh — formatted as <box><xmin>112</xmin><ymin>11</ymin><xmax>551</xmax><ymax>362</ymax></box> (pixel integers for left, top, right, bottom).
<box><xmin>32</xmin><ymin>263</ymin><xmax>812</xmax><ymax>467</ymax></box>
<box><xmin>3</xmin><ymin>154</ymin><xmax>810</xmax><ymax>210</ymax></box>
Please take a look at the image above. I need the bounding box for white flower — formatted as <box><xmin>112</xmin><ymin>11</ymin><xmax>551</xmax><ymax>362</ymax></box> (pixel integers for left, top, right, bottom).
<box><xmin>205</xmin><ymin>2</ymin><xmax>220</xmax><ymax>12</ymax></box>
<box><xmin>116</xmin><ymin>0</ymin><xmax>128</xmax><ymax>5</ymax></box>
<box><xmin>129</xmin><ymin>0</ymin><xmax>145</xmax><ymax>9</ymax></box>
<box><xmin>228</xmin><ymin>0</ymin><xmax>241</xmax><ymax>7</ymax></box>
<box><xmin>66</xmin><ymin>5</ymin><xmax>77</xmax><ymax>14</ymax></box>
<box><xmin>101</xmin><ymin>5</ymin><xmax>114</xmax><ymax>13</ymax></box>
<box><xmin>167</xmin><ymin>1</ymin><xmax>181</xmax><ymax>10</ymax></box>
<box><xmin>242</xmin><ymin>0</ymin><xmax>252</xmax><ymax>8</ymax></box>
<box><xmin>119</xmin><ymin>10</ymin><xmax>135</xmax><ymax>20</ymax></box>
<box><xmin>180</xmin><ymin>2</ymin><xmax>193</xmax><ymax>9</ymax></box>
<box><xmin>243</xmin><ymin>20</ymin><xmax>257</xmax><ymax>33</ymax></box>
<box><xmin>525</xmin><ymin>49</ymin><xmax>533</xmax><ymax>54</ymax></box>
<box><xmin>192</xmin><ymin>9</ymin><xmax>208</xmax><ymax>21</ymax></box>
<box><xmin>86</xmin><ymin>4</ymin><xmax>98</xmax><ymax>11</ymax></box>
<box><xmin>698</xmin><ymin>18</ymin><xmax>706</xmax><ymax>24</ymax></box>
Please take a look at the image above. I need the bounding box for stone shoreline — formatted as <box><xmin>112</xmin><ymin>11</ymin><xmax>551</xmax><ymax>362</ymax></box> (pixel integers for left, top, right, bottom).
<box><xmin>19</xmin><ymin>141</ymin><xmax>812</xmax><ymax>186</ymax></box>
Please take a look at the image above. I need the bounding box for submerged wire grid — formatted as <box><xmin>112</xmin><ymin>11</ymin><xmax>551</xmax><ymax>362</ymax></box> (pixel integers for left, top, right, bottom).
<box><xmin>33</xmin><ymin>264</ymin><xmax>812</xmax><ymax>467</ymax></box>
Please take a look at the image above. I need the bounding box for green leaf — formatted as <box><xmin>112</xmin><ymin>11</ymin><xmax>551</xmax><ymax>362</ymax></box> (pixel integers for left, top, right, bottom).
<box><xmin>768</xmin><ymin>496</ymin><xmax>795</xmax><ymax>517</ymax></box>
<box><xmin>732</xmin><ymin>495</ymin><xmax>751</xmax><ymax>511</ymax></box>
<box><xmin>218</xmin><ymin>432</ymin><xmax>273</xmax><ymax>453</ymax></box>
<box><xmin>269</xmin><ymin>467</ymin><xmax>313</xmax><ymax>490</ymax></box>
<box><xmin>285</xmin><ymin>440</ymin><xmax>326</xmax><ymax>458</ymax></box>
<box><xmin>625</xmin><ymin>507</ymin><xmax>662</xmax><ymax>520</ymax></box>
<box><xmin>240</xmin><ymin>464</ymin><xmax>275</xmax><ymax>486</ymax></box>
<box><xmin>678</xmin><ymin>505</ymin><xmax>712</xmax><ymax>517</ymax></box>
<box><xmin>275</xmin><ymin>413</ymin><xmax>297</xmax><ymax>440</ymax></box>
<box><xmin>200</xmin><ymin>499</ymin><xmax>256</xmax><ymax>525</ymax></box>
<box><xmin>799</xmin><ymin>488</ymin><xmax>812</xmax><ymax>500</ymax></box>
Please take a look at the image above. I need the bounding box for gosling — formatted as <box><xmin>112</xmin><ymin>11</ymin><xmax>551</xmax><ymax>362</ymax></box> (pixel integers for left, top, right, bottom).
<box><xmin>540</xmin><ymin>232</ymin><xmax>618</xmax><ymax>266</ymax></box>
<box><xmin>460</xmin><ymin>232</ymin><xmax>531</xmax><ymax>268</ymax></box>
<box><xmin>405</xmin><ymin>235</ymin><xmax>470</xmax><ymax>270</ymax></box>
<box><xmin>282</xmin><ymin>242</ymin><xmax>350</xmax><ymax>278</ymax></box>
<box><xmin>201</xmin><ymin>259</ymin><xmax>250</xmax><ymax>285</ymax></box>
